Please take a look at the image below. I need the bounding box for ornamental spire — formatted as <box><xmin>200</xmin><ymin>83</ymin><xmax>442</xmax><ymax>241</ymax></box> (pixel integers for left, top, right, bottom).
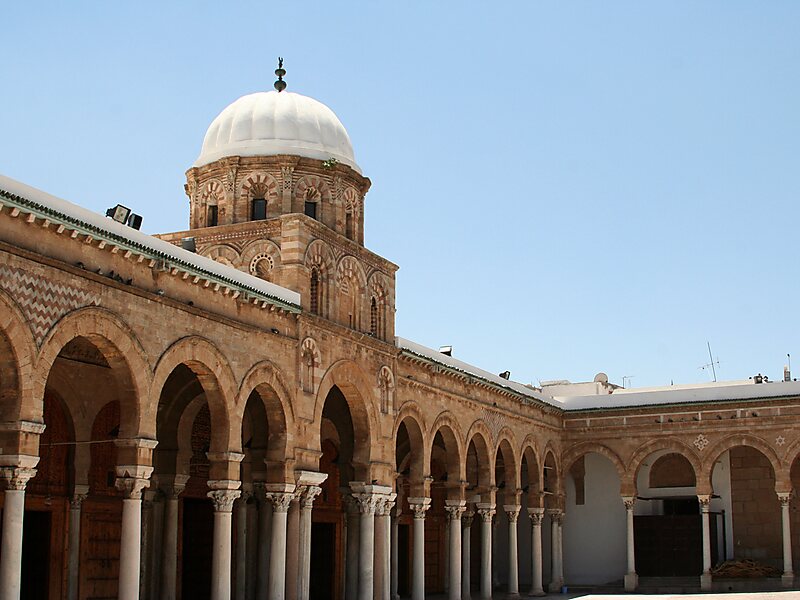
<box><xmin>274</xmin><ymin>57</ymin><xmax>287</xmax><ymax>92</ymax></box>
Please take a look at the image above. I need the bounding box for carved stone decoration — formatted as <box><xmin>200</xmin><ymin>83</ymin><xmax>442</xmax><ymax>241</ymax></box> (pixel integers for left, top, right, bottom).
<box><xmin>528</xmin><ymin>507</ymin><xmax>545</xmax><ymax>526</ymax></box>
<box><xmin>778</xmin><ymin>492</ymin><xmax>792</xmax><ymax>507</ymax></box>
<box><xmin>697</xmin><ymin>494</ymin><xmax>711</xmax><ymax>512</ymax></box>
<box><xmin>548</xmin><ymin>509</ymin><xmax>564</xmax><ymax>526</ymax></box>
<box><xmin>0</xmin><ymin>467</ymin><xmax>37</xmax><ymax>491</ymax></box>
<box><xmin>408</xmin><ymin>497</ymin><xmax>431</xmax><ymax>520</ymax></box>
<box><xmin>266</xmin><ymin>491</ymin><xmax>294</xmax><ymax>513</ymax></box>
<box><xmin>208</xmin><ymin>489</ymin><xmax>241</xmax><ymax>513</ymax></box>
<box><xmin>776</xmin><ymin>435</ymin><xmax>786</xmax><ymax>446</ymax></box>
<box><xmin>354</xmin><ymin>493</ymin><xmax>380</xmax><ymax>516</ymax></box>
<box><xmin>481</xmin><ymin>408</ymin><xmax>506</xmax><ymax>443</ymax></box>
<box><xmin>693</xmin><ymin>434</ymin><xmax>709</xmax><ymax>451</ymax></box>
<box><xmin>375</xmin><ymin>493</ymin><xmax>397</xmax><ymax>517</ymax></box>
<box><xmin>445</xmin><ymin>501</ymin><xmax>467</xmax><ymax>522</ymax></box>
<box><xmin>281</xmin><ymin>166</ymin><xmax>294</xmax><ymax>191</ymax></box>
<box><xmin>477</xmin><ymin>505</ymin><xmax>496</xmax><ymax>523</ymax></box>
<box><xmin>504</xmin><ymin>504</ymin><xmax>521</xmax><ymax>523</ymax></box>
<box><xmin>115</xmin><ymin>476</ymin><xmax>151</xmax><ymax>500</ymax></box>
<box><xmin>378</xmin><ymin>366</ymin><xmax>395</xmax><ymax>414</ymax></box>
<box><xmin>299</xmin><ymin>485</ymin><xmax>323</xmax><ymax>509</ymax></box>
<box><xmin>70</xmin><ymin>492</ymin><xmax>87</xmax><ymax>510</ymax></box>
<box><xmin>225</xmin><ymin>167</ymin><xmax>238</xmax><ymax>192</ymax></box>
<box><xmin>300</xmin><ymin>337</ymin><xmax>322</xmax><ymax>394</ymax></box>
<box><xmin>622</xmin><ymin>496</ymin><xmax>636</xmax><ymax>511</ymax></box>
<box><xmin>462</xmin><ymin>510</ymin><xmax>475</xmax><ymax>527</ymax></box>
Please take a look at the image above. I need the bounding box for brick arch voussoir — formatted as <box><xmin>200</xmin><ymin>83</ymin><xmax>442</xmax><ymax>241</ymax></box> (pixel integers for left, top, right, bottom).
<box><xmin>703</xmin><ymin>433</ymin><xmax>788</xmax><ymax>493</ymax></box>
<box><xmin>35</xmin><ymin>307</ymin><xmax>150</xmax><ymax>436</ymax></box>
<box><xmin>150</xmin><ymin>336</ymin><xmax>239</xmax><ymax>453</ymax></box>
<box><xmin>627</xmin><ymin>438</ymin><xmax>702</xmax><ymax>495</ymax></box>
<box><xmin>0</xmin><ymin>289</ymin><xmax>37</xmax><ymax>420</ymax></box>
<box><xmin>562</xmin><ymin>441</ymin><xmax>626</xmax><ymax>491</ymax></box>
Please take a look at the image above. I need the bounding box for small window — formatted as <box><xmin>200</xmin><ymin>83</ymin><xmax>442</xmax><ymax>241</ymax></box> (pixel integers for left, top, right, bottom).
<box><xmin>346</xmin><ymin>211</ymin><xmax>354</xmax><ymax>240</ymax></box>
<box><xmin>304</xmin><ymin>201</ymin><xmax>317</xmax><ymax>220</ymax></box>
<box><xmin>370</xmin><ymin>297</ymin><xmax>378</xmax><ymax>336</ymax></box>
<box><xmin>251</xmin><ymin>198</ymin><xmax>267</xmax><ymax>221</ymax></box>
<box><xmin>208</xmin><ymin>205</ymin><xmax>218</xmax><ymax>227</ymax></box>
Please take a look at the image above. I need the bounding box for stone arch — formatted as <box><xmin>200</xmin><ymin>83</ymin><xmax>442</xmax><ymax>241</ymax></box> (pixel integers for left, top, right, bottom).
<box><xmin>0</xmin><ymin>288</ymin><xmax>37</xmax><ymax>423</ymax></box>
<box><xmin>520</xmin><ymin>436</ymin><xmax>542</xmax><ymax>506</ymax></box>
<box><xmin>239</xmin><ymin>172</ymin><xmax>279</xmax><ymax>217</ymax></box>
<box><xmin>304</xmin><ymin>239</ymin><xmax>334</xmax><ymax>316</ymax></box>
<box><xmin>342</xmin><ymin>187</ymin><xmax>360</xmax><ymax>241</ymax></box>
<box><xmin>394</xmin><ymin>403</ymin><xmax>427</xmax><ymax>486</ymax></box>
<box><xmin>627</xmin><ymin>438</ymin><xmax>703</xmax><ymax>495</ymax></box>
<box><xmin>703</xmin><ymin>433</ymin><xmax>787</xmax><ymax>492</ymax></box>
<box><xmin>562</xmin><ymin>442</ymin><xmax>626</xmax><ymax>487</ymax></box>
<box><xmin>377</xmin><ymin>366</ymin><xmax>394</xmax><ymax>414</ymax></box>
<box><xmin>235</xmin><ymin>360</ymin><xmax>294</xmax><ymax>478</ymax></box>
<box><xmin>295</xmin><ymin>175</ymin><xmax>332</xmax><ymax>226</ymax></box>
<box><xmin>495</xmin><ymin>429</ymin><xmax>520</xmax><ymax>498</ymax></box>
<box><xmin>315</xmin><ymin>360</ymin><xmax>378</xmax><ymax>474</ymax></box>
<box><xmin>240</xmin><ymin>239</ymin><xmax>282</xmax><ymax>281</ymax></box>
<box><xmin>202</xmin><ymin>244</ymin><xmax>240</xmax><ymax>268</ymax></box>
<box><xmin>336</xmin><ymin>256</ymin><xmax>367</xmax><ymax>330</ymax></box>
<box><xmin>466</xmin><ymin>422</ymin><xmax>494</xmax><ymax>497</ymax></box>
<box><xmin>35</xmin><ymin>307</ymin><xmax>150</xmax><ymax>438</ymax></box>
<box><xmin>429</xmin><ymin>411</ymin><xmax>466</xmax><ymax>483</ymax></box>
<box><xmin>367</xmin><ymin>272</ymin><xmax>390</xmax><ymax>339</ymax></box>
<box><xmin>300</xmin><ymin>337</ymin><xmax>322</xmax><ymax>394</ymax></box>
<box><xmin>542</xmin><ymin>442</ymin><xmax>561</xmax><ymax>507</ymax></box>
<box><xmin>149</xmin><ymin>336</ymin><xmax>239</xmax><ymax>453</ymax></box>
<box><xmin>174</xmin><ymin>393</ymin><xmax>209</xmax><ymax>479</ymax></box>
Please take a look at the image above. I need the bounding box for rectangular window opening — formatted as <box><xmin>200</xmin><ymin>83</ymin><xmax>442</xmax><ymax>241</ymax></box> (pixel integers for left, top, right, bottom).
<box><xmin>304</xmin><ymin>201</ymin><xmax>317</xmax><ymax>220</ymax></box>
<box><xmin>251</xmin><ymin>198</ymin><xmax>267</xmax><ymax>221</ymax></box>
<box><xmin>208</xmin><ymin>205</ymin><xmax>218</xmax><ymax>227</ymax></box>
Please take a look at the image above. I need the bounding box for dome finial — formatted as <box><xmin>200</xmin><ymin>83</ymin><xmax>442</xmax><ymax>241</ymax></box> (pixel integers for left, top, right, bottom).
<box><xmin>274</xmin><ymin>57</ymin><xmax>287</xmax><ymax>92</ymax></box>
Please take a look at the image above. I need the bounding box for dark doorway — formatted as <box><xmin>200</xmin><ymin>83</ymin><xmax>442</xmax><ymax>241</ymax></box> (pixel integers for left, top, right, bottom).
<box><xmin>310</xmin><ymin>522</ymin><xmax>336</xmax><ymax>599</ymax></box>
<box><xmin>398</xmin><ymin>523</ymin><xmax>410</xmax><ymax>597</ymax></box>
<box><xmin>182</xmin><ymin>498</ymin><xmax>214</xmax><ymax>600</ymax></box>
<box><xmin>21</xmin><ymin>510</ymin><xmax>50</xmax><ymax>600</ymax></box>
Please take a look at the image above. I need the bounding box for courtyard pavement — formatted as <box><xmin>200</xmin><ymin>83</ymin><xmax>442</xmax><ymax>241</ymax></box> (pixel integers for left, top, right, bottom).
<box><xmin>426</xmin><ymin>593</ymin><xmax>800</xmax><ymax>599</ymax></box>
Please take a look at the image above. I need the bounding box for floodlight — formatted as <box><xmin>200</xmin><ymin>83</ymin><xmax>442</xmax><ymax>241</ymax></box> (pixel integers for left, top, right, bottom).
<box><xmin>127</xmin><ymin>213</ymin><xmax>143</xmax><ymax>230</ymax></box>
<box><xmin>106</xmin><ymin>204</ymin><xmax>131</xmax><ymax>224</ymax></box>
<box><xmin>439</xmin><ymin>345</ymin><xmax>452</xmax><ymax>356</ymax></box>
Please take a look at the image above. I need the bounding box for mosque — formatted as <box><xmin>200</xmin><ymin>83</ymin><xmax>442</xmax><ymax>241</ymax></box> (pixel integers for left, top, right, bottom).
<box><xmin>1</xmin><ymin>62</ymin><xmax>800</xmax><ymax>600</ymax></box>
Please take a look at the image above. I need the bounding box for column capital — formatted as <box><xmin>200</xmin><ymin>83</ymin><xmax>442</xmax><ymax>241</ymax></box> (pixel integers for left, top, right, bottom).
<box><xmin>299</xmin><ymin>484</ymin><xmax>323</xmax><ymax>509</ymax></box>
<box><xmin>115</xmin><ymin>465</ymin><xmax>153</xmax><ymax>499</ymax></box>
<box><xmin>697</xmin><ymin>494</ymin><xmax>712</xmax><ymax>511</ymax></box>
<box><xmin>622</xmin><ymin>496</ymin><xmax>636</xmax><ymax>510</ymax></box>
<box><xmin>503</xmin><ymin>504</ymin><xmax>521</xmax><ymax>523</ymax></box>
<box><xmin>778</xmin><ymin>491</ymin><xmax>793</xmax><ymax>506</ymax></box>
<box><xmin>70</xmin><ymin>484</ymin><xmax>89</xmax><ymax>509</ymax></box>
<box><xmin>354</xmin><ymin>492</ymin><xmax>380</xmax><ymax>515</ymax></box>
<box><xmin>208</xmin><ymin>489</ymin><xmax>241</xmax><ymax>512</ymax></box>
<box><xmin>528</xmin><ymin>507</ymin><xmax>546</xmax><ymax>525</ymax></box>
<box><xmin>445</xmin><ymin>500</ymin><xmax>467</xmax><ymax>521</ymax></box>
<box><xmin>462</xmin><ymin>509</ymin><xmax>475</xmax><ymax>527</ymax></box>
<box><xmin>0</xmin><ymin>466</ymin><xmax>37</xmax><ymax>491</ymax></box>
<box><xmin>265</xmin><ymin>491</ymin><xmax>295</xmax><ymax>513</ymax></box>
<box><xmin>476</xmin><ymin>502</ymin><xmax>496</xmax><ymax>522</ymax></box>
<box><xmin>376</xmin><ymin>493</ymin><xmax>397</xmax><ymax>516</ymax></box>
<box><xmin>407</xmin><ymin>496</ymin><xmax>432</xmax><ymax>519</ymax></box>
<box><xmin>547</xmin><ymin>508</ymin><xmax>564</xmax><ymax>525</ymax></box>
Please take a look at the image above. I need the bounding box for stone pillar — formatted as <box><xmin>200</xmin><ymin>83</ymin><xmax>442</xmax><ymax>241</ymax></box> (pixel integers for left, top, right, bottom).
<box><xmin>476</xmin><ymin>503</ymin><xmax>495</xmax><ymax>600</ymax></box>
<box><xmin>504</xmin><ymin>505</ymin><xmax>521</xmax><ymax>598</ymax></box>
<box><xmin>698</xmin><ymin>495</ymin><xmax>712</xmax><ymax>591</ymax></box>
<box><xmin>160</xmin><ymin>476</ymin><xmax>187</xmax><ymax>600</ymax></box>
<box><xmin>148</xmin><ymin>492</ymin><xmax>165</xmax><ymax>600</ymax></box>
<box><xmin>245</xmin><ymin>495</ymin><xmax>258</xmax><ymax>600</ymax></box>
<box><xmin>297</xmin><ymin>485</ymin><xmax>323</xmax><ymax>600</ymax></box>
<box><xmin>778</xmin><ymin>492</ymin><xmax>794</xmax><ymax>588</ymax></box>
<box><xmin>445</xmin><ymin>501</ymin><xmax>466</xmax><ymax>600</ymax></box>
<box><xmin>391</xmin><ymin>506</ymin><xmax>400</xmax><ymax>600</ymax></box>
<box><xmin>254</xmin><ymin>484</ymin><xmax>272</xmax><ymax>600</ymax></box>
<box><xmin>0</xmin><ymin>463</ymin><xmax>37</xmax><ymax>600</ymax></box>
<box><xmin>355</xmin><ymin>491</ymin><xmax>379</xmax><ymax>600</ymax></box>
<box><xmin>140</xmin><ymin>489</ymin><xmax>156</xmax><ymax>599</ymax></box>
<box><xmin>461</xmin><ymin>511</ymin><xmax>474</xmax><ymax>600</ymax></box>
<box><xmin>527</xmin><ymin>508</ymin><xmax>545</xmax><ymax>596</ymax></box>
<box><xmin>547</xmin><ymin>510</ymin><xmax>564</xmax><ymax>593</ymax></box>
<box><xmin>344</xmin><ymin>494</ymin><xmax>361</xmax><ymax>600</ymax></box>
<box><xmin>622</xmin><ymin>497</ymin><xmax>638</xmax><ymax>591</ymax></box>
<box><xmin>266</xmin><ymin>489</ymin><xmax>295</xmax><ymax>600</ymax></box>
<box><xmin>408</xmin><ymin>497</ymin><xmax>431</xmax><ymax>600</ymax></box>
<box><xmin>66</xmin><ymin>486</ymin><xmax>88</xmax><ymax>600</ymax></box>
<box><xmin>208</xmin><ymin>483</ymin><xmax>242</xmax><ymax>600</ymax></box>
<box><xmin>115</xmin><ymin>466</ymin><xmax>153</xmax><ymax>600</ymax></box>
<box><xmin>286</xmin><ymin>497</ymin><xmax>300</xmax><ymax>600</ymax></box>
<box><xmin>235</xmin><ymin>491</ymin><xmax>251</xmax><ymax>600</ymax></box>
<box><xmin>375</xmin><ymin>494</ymin><xmax>396</xmax><ymax>600</ymax></box>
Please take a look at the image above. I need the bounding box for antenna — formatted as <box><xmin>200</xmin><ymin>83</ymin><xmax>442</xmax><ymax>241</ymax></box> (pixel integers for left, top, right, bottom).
<box><xmin>622</xmin><ymin>375</ymin><xmax>634</xmax><ymax>388</ymax></box>
<box><xmin>699</xmin><ymin>341</ymin><xmax>720</xmax><ymax>382</ymax></box>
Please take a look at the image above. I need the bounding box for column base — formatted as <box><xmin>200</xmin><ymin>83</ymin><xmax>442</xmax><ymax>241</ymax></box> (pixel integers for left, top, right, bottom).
<box><xmin>782</xmin><ymin>572</ymin><xmax>795</xmax><ymax>588</ymax></box>
<box><xmin>624</xmin><ymin>573</ymin><xmax>638</xmax><ymax>592</ymax></box>
<box><xmin>528</xmin><ymin>590</ymin><xmax>546</xmax><ymax>597</ymax></box>
<box><xmin>506</xmin><ymin>593</ymin><xmax>521</xmax><ymax>599</ymax></box>
<box><xmin>700</xmin><ymin>573</ymin><xmax>712</xmax><ymax>591</ymax></box>
<box><xmin>547</xmin><ymin>580</ymin><xmax>563</xmax><ymax>593</ymax></box>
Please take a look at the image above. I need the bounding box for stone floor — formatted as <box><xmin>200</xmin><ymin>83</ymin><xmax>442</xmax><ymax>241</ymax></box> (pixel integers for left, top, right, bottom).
<box><xmin>425</xmin><ymin>592</ymin><xmax>800</xmax><ymax>599</ymax></box>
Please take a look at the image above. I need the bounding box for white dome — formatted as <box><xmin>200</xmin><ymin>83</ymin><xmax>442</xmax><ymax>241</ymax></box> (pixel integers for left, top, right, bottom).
<box><xmin>194</xmin><ymin>91</ymin><xmax>360</xmax><ymax>173</ymax></box>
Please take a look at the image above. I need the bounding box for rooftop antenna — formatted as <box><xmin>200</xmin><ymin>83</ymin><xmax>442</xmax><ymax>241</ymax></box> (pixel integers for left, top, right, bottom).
<box><xmin>274</xmin><ymin>57</ymin><xmax>287</xmax><ymax>92</ymax></box>
<box><xmin>622</xmin><ymin>375</ymin><xmax>634</xmax><ymax>388</ymax></box>
<box><xmin>699</xmin><ymin>341</ymin><xmax>720</xmax><ymax>382</ymax></box>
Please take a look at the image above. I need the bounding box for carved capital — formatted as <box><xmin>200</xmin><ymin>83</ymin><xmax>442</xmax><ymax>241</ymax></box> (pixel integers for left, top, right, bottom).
<box><xmin>408</xmin><ymin>497</ymin><xmax>431</xmax><ymax>519</ymax></box>
<box><xmin>504</xmin><ymin>504</ymin><xmax>521</xmax><ymax>523</ymax></box>
<box><xmin>547</xmin><ymin>508</ymin><xmax>564</xmax><ymax>525</ymax></box>
<box><xmin>445</xmin><ymin>501</ymin><xmax>467</xmax><ymax>522</ymax></box>
<box><xmin>354</xmin><ymin>493</ymin><xmax>381</xmax><ymax>515</ymax></box>
<box><xmin>299</xmin><ymin>485</ymin><xmax>323</xmax><ymax>509</ymax></box>
<box><xmin>778</xmin><ymin>492</ymin><xmax>792</xmax><ymax>507</ymax></box>
<box><xmin>115</xmin><ymin>476</ymin><xmax>150</xmax><ymax>500</ymax></box>
<box><xmin>622</xmin><ymin>496</ymin><xmax>636</xmax><ymax>511</ymax></box>
<box><xmin>70</xmin><ymin>492</ymin><xmax>87</xmax><ymax>510</ymax></box>
<box><xmin>375</xmin><ymin>493</ymin><xmax>397</xmax><ymax>516</ymax></box>
<box><xmin>476</xmin><ymin>503</ymin><xmax>496</xmax><ymax>523</ymax></box>
<box><xmin>697</xmin><ymin>494</ymin><xmax>711</xmax><ymax>511</ymax></box>
<box><xmin>462</xmin><ymin>510</ymin><xmax>475</xmax><ymax>528</ymax></box>
<box><xmin>266</xmin><ymin>491</ymin><xmax>295</xmax><ymax>513</ymax></box>
<box><xmin>0</xmin><ymin>466</ymin><xmax>37</xmax><ymax>491</ymax></box>
<box><xmin>528</xmin><ymin>507</ymin><xmax>545</xmax><ymax>526</ymax></box>
<box><xmin>208</xmin><ymin>489</ymin><xmax>241</xmax><ymax>512</ymax></box>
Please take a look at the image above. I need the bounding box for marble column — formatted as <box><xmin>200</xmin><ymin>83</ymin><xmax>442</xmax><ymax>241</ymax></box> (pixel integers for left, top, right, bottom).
<box><xmin>698</xmin><ymin>495</ymin><xmax>712</xmax><ymax>591</ymax></box>
<box><xmin>504</xmin><ymin>505</ymin><xmax>521</xmax><ymax>598</ymax></box>
<box><xmin>547</xmin><ymin>510</ymin><xmax>564</xmax><ymax>593</ymax></box>
<box><xmin>208</xmin><ymin>483</ymin><xmax>242</xmax><ymax>600</ymax></box>
<box><xmin>235</xmin><ymin>491</ymin><xmax>251</xmax><ymax>600</ymax></box>
<box><xmin>344</xmin><ymin>494</ymin><xmax>361</xmax><ymax>600</ymax></box>
<box><xmin>622</xmin><ymin>497</ymin><xmax>638</xmax><ymax>592</ymax></box>
<box><xmin>461</xmin><ymin>511</ymin><xmax>474</xmax><ymax>600</ymax></box>
<box><xmin>160</xmin><ymin>476</ymin><xmax>187</xmax><ymax>600</ymax></box>
<box><xmin>148</xmin><ymin>492</ymin><xmax>165</xmax><ymax>600</ymax></box>
<box><xmin>140</xmin><ymin>490</ymin><xmax>156</xmax><ymax>599</ymax></box>
<box><xmin>408</xmin><ymin>497</ymin><xmax>431</xmax><ymax>600</ymax></box>
<box><xmin>286</xmin><ymin>497</ymin><xmax>300</xmax><ymax>600</ymax></box>
<box><xmin>266</xmin><ymin>490</ymin><xmax>295</xmax><ymax>600</ymax></box>
<box><xmin>245</xmin><ymin>496</ymin><xmax>258</xmax><ymax>600</ymax></box>
<box><xmin>778</xmin><ymin>492</ymin><xmax>794</xmax><ymax>588</ymax></box>
<box><xmin>0</xmin><ymin>464</ymin><xmax>37</xmax><ymax>600</ymax></box>
<box><xmin>354</xmin><ymin>491</ymin><xmax>379</xmax><ymax>600</ymax></box>
<box><xmin>254</xmin><ymin>484</ymin><xmax>272</xmax><ymax>600</ymax></box>
<box><xmin>391</xmin><ymin>507</ymin><xmax>400</xmax><ymax>600</ymax></box>
<box><xmin>297</xmin><ymin>485</ymin><xmax>323</xmax><ymax>600</ymax></box>
<box><xmin>476</xmin><ymin>503</ymin><xmax>495</xmax><ymax>600</ymax></box>
<box><xmin>445</xmin><ymin>501</ymin><xmax>466</xmax><ymax>600</ymax></box>
<box><xmin>116</xmin><ymin>467</ymin><xmax>153</xmax><ymax>600</ymax></box>
<box><xmin>66</xmin><ymin>487</ymin><xmax>88</xmax><ymax>600</ymax></box>
<box><xmin>527</xmin><ymin>508</ymin><xmax>545</xmax><ymax>596</ymax></box>
<box><xmin>375</xmin><ymin>495</ymin><xmax>396</xmax><ymax>600</ymax></box>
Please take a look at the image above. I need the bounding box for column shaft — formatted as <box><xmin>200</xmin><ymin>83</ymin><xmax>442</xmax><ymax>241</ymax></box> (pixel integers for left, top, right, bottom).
<box><xmin>504</xmin><ymin>506</ymin><xmax>520</xmax><ymax>597</ymax></box>
<box><xmin>622</xmin><ymin>497</ymin><xmax>638</xmax><ymax>592</ymax></box>
<box><xmin>358</xmin><ymin>503</ymin><xmax>376</xmax><ymax>600</ymax></box>
<box><xmin>391</xmin><ymin>512</ymin><xmax>400</xmax><ymax>600</ymax></box>
<box><xmin>408</xmin><ymin>498</ymin><xmax>431</xmax><ymax>600</ymax></box>
<box><xmin>119</xmin><ymin>497</ymin><xmax>144</xmax><ymax>600</ymax></box>
<box><xmin>286</xmin><ymin>500</ymin><xmax>299</xmax><ymax>600</ymax></box>
<box><xmin>445</xmin><ymin>502</ymin><xmax>465</xmax><ymax>600</ymax></box>
<box><xmin>476</xmin><ymin>504</ymin><xmax>495</xmax><ymax>600</ymax></box>
<box><xmin>208</xmin><ymin>488</ymin><xmax>241</xmax><ymax>600</ymax></box>
<box><xmin>461</xmin><ymin>513</ymin><xmax>473</xmax><ymax>600</ymax></box>
<box><xmin>698</xmin><ymin>495</ymin><xmax>712</xmax><ymax>591</ymax></box>
<box><xmin>255</xmin><ymin>492</ymin><xmax>272</xmax><ymax>600</ymax></box>
<box><xmin>0</xmin><ymin>489</ymin><xmax>27</xmax><ymax>600</ymax></box>
<box><xmin>297</xmin><ymin>486</ymin><xmax>322</xmax><ymax>600</ymax></box>
<box><xmin>266</xmin><ymin>492</ymin><xmax>293</xmax><ymax>600</ymax></box>
<box><xmin>528</xmin><ymin>509</ymin><xmax>544</xmax><ymax>596</ymax></box>
<box><xmin>779</xmin><ymin>493</ymin><xmax>794</xmax><ymax>587</ymax></box>
<box><xmin>161</xmin><ymin>496</ymin><xmax>181</xmax><ymax>600</ymax></box>
<box><xmin>235</xmin><ymin>497</ymin><xmax>249</xmax><ymax>600</ymax></box>
<box><xmin>345</xmin><ymin>498</ymin><xmax>360</xmax><ymax>600</ymax></box>
<box><xmin>66</xmin><ymin>493</ymin><xmax>86</xmax><ymax>600</ymax></box>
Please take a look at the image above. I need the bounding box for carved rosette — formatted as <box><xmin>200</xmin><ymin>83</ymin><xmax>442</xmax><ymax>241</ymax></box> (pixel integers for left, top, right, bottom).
<box><xmin>208</xmin><ymin>489</ymin><xmax>241</xmax><ymax>512</ymax></box>
<box><xmin>504</xmin><ymin>505</ymin><xmax>521</xmax><ymax>524</ymax></box>
<box><xmin>528</xmin><ymin>508</ymin><xmax>545</xmax><ymax>526</ymax></box>
<box><xmin>0</xmin><ymin>467</ymin><xmax>37</xmax><ymax>491</ymax></box>
<box><xmin>300</xmin><ymin>485</ymin><xmax>323</xmax><ymax>509</ymax></box>
<box><xmin>115</xmin><ymin>477</ymin><xmax>151</xmax><ymax>500</ymax></box>
<box><xmin>408</xmin><ymin>498</ymin><xmax>431</xmax><ymax>520</ymax></box>
<box><xmin>266</xmin><ymin>491</ymin><xmax>295</xmax><ymax>513</ymax></box>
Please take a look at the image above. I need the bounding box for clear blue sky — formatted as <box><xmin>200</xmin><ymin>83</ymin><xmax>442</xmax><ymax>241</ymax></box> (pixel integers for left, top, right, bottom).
<box><xmin>2</xmin><ymin>2</ymin><xmax>799</xmax><ymax>388</ymax></box>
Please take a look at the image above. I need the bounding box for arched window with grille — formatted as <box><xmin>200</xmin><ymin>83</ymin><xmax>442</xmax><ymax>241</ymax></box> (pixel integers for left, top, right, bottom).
<box><xmin>310</xmin><ymin>268</ymin><xmax>321</xmax><ymax>314</ymax></box>
<box><xmin>370</xmin><ymin>296</ymin><xmax>378</xmax><ymax>337</ymax></box>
